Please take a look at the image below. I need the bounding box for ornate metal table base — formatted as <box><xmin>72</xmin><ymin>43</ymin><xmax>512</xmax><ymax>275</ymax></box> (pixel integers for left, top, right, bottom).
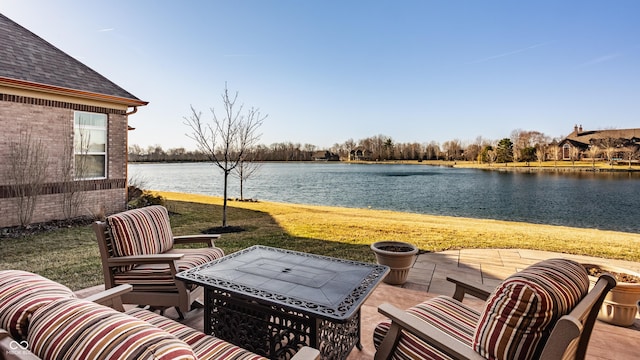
<box><xmin>177</xmin><ymin>246</ymin><xmax>389</xmax><ymax>360</ymax></box>
<box><xmin>206</xmin><ymin>288</ymin><xmax>361</xmax><ymax>360</ymax></box>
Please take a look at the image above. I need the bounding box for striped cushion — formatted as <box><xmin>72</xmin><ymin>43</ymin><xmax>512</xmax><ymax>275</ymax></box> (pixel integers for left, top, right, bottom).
<box><xmin>373</xmin><ymin>296</ymin><xmax>480</xmax><ymax>359</ymax></box>
<box><xmin>113</xmin><ymin>248</ymin><xmax>225</xmax><ymax>290</ymax></box>
<box><xmin>0</xmin><ymin>270</ymin><xmax>75</xmax><ymax>340</ymax></box>
<box><xmin>107</xmin><ymin>205</ymin><xmax>175</xmax><ymax>259</ymax></box>
<box><xmin>127</xmin><ymin>308</ymin><xmax>267</xmax><ymax>360</ymax></box>
<box><xmin>473</xmin><ymin>258</ymin><xmax>589</xmax><ymax>360</ymax></box>
<box><xmin>27</xmin><ymin>298</ymin><xmax>196</xmax><ymax>360</ymax></box>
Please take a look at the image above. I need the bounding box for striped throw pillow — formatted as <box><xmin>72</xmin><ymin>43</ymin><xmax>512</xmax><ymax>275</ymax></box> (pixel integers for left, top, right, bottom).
<box><xmin>373</xmin><ymin>296</ymin><xmax>480</xmax><ymax>359</ymax></box>
<box><xmin>107</xmin><ymin>205</ymin><xmax>174</xmax><ymax>258</ymax></box>
<box><xmin>27</xmin><ymin>298</ymin><xmax>196</xmax><ymax>360</ymax></box>
<box><xmin>0</xmin><ymin>270</ymin><xmax>75</xmax><ymax>340</ymax></box>
<box><xmin>473</xmin><ymin>258</ymin><xmax>589</xmax><ymax>360</ymax></box>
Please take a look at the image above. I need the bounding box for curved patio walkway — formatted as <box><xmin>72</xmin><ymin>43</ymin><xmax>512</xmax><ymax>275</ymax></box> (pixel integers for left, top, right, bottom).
<box><xmin>403</xmin><ymin>248</ymin><xmax>640</xmax><ymax>295</ymax></box>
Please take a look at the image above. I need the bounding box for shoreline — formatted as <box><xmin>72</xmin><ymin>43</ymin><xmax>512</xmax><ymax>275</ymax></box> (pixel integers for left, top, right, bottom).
<box><xmin>345</xmin><ymin>159</ymin><xmax>640</xmax><ymax>172</ymax></box>
<box><xmin>155</xmin><ymin>190</ymin><xmax>640</xmax><ymax>262</ymax></box>
<box><xmin>131</xmin><ymin>159</ymin><xmax>640</xmax><ymax>172</ymax></box>
<box><xmin>157</xmin><ymin>190</ymin><xmax>640</xmax><ymax>235</ymax></box>
<box><xmin>451</xmin><ymin>162</ymin><xmax>640</xmax><ymax>173</ymax></box>
<box><xmin>155</xmin><ymin>187</ymin><xmax>639</xmax><ymax>234</ymax></box>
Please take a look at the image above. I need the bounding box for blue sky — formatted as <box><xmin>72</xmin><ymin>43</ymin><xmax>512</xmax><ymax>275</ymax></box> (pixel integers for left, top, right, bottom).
<box><xmin>2</xmin><ymin>0</ymin><xmax>639</xmax><ymax>150</ymax></box>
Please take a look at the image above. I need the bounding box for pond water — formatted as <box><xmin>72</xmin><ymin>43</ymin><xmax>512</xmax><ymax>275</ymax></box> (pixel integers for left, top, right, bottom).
<box><xmin>129</xmin><ymin>162</ymin><xmax>640</xmax><ymax>234</ymax></box>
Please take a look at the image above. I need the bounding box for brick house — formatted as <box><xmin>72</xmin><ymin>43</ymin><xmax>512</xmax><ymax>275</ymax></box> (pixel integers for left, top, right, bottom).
<box><xmin>558</xmin><ymin>125</ymin><xmax>640</xmax><ymax>161</ymax></box>
<box><xmin>0</xmin><ymin>14</ymin><xmax>147</xmax><ymax>227</ymax></box>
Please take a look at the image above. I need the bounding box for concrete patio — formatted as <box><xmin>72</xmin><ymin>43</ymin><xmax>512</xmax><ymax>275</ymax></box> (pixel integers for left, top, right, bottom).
<box><xmin>354</xmin><ymin>249</ymin><xmax>640</xmax><ymax>360</ymax></box>
<box><xmin>76</xmin><ymin>248</ymin><xmax>640</xmax><ymax>359</ymax></box>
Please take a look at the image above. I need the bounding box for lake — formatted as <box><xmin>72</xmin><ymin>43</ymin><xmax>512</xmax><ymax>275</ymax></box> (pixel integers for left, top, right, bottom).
<box><xmin>129</xmin><ymin>162</ymin><xmax>640</xmax><ymax>234</ymax></box>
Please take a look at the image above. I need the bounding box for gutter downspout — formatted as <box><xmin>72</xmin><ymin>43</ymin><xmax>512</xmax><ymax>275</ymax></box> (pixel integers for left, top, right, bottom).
<box><xmin>124</xmin><ymin>106</ymin><xmax>137</xmax><ymax>208</ymax></box>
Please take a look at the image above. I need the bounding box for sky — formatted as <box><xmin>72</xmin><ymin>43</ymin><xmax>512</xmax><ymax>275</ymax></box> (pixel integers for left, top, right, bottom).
<box><xmin>2</xmin><ymin>0</ymin><xmax>639</xmax><ymax>151</ymax></box>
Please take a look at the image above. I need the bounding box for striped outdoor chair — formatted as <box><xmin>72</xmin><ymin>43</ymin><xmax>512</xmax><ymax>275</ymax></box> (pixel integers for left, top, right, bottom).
<box><xmin>92</xmin><ymin>205</ymin><xmax>224</xmax><ymax>318</ymax></box>
<box><xmin>373</xmin><ymin>258</ymin><xmax>617</xmax><ymax>360</ymax></box>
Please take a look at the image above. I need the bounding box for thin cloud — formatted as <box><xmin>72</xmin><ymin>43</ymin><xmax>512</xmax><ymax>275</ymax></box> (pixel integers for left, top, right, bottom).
<box><xmin>579</xmin><ymin>53</ymin><xmax>622</xmax><ymax>67</ymax></box>
<box><xmin>467</xmin><ymin>42</ymin><xmax>548</xmax><ymax>65</ymax></box>
<box><xmin>223</xmin><ymin>54</ymin><xmax>258</xmax><ymax>58</ymax></box>
<box><xmin>98</xmin><ymin>28</ymin><xmax>114</xmax><ymax>32</ymax></box>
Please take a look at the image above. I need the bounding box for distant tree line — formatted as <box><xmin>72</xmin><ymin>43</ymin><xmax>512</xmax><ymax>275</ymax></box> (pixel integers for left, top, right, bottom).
<box><xmin>129</xmin><ymin>136</ymin><xmax>444</xmax><ymax>162</ymax></box>
<box><xmin>129</xmin><ymin>129</ymin><xmax>638</xmax><ymax>165</ymax></box>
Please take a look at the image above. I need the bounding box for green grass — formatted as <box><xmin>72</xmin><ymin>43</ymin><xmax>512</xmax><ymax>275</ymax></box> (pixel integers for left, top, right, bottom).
<box><xmin>0</xmin><ymin>226</ymin><xmax>102</xmax><ymax>289</ymax></box>
<box><xmin>2</xmin><ymin>191</ymin><xmax>640</xmax><ymax>291</ymax></box>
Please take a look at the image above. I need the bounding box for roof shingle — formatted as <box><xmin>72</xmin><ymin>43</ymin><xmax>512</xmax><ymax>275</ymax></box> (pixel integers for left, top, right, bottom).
<box><xmin>0</xmin><ymin>13</ymin><xmax>145</xmax><ymax>104</ymax></box>
<box><xmin>566</xmin><ymin>128</ymin><xmax>640</xmax><ymax>145</ymax></box>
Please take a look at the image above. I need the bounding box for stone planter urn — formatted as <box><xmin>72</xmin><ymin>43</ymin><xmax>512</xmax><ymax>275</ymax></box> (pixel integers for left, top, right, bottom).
<box><xmin>371</xmin><ymin>241</ymin><xmax>418</xmax><ymax>285</ymax></box>
<box><xmin>583</xmin><ymin>263</ymin><xmax>640</xmax><ymax>327</ymax></box>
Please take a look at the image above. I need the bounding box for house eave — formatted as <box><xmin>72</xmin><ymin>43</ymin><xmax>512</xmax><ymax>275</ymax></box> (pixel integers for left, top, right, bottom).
<box><xmin>0</xmin><ymin>76</ymin><xmax>148</xmax><ymax>107</ymax></box>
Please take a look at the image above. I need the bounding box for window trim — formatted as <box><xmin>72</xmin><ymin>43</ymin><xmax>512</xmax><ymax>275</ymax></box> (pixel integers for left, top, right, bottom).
<box><xmin>74</xmin><ymin>111</ymin><xmax>107</xmax><ymax>180</ymax></box>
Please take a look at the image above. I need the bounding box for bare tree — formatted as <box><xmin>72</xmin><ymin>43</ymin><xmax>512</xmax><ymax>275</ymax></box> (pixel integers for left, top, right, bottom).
<box><xmin>442</xmin><ymin>139</ymin><xmax>463</xmax><ymax>161</ymax></box>
<box><xmin>8</xmin><ymin>128</ymin><xmax>49</xmax><ymax>226</ymax></box>
<box><xmin>549</xmin><ymin>143</ymin><xmax>561</xmax><ymax>168</ymax></box>
<box><xmin>586</xmin><ymin>145</ymin><xmax>601</xmax><ymax>169</ymax></box>
<box><xmin>600</xmin><ymin>137</ymin><xmax>622</xmax><ymax>168</ymax></box>
<box><xmin>620</xmin><ymin>146</ymin><xmax>639</xmax><ymax>169</ymax></box>
<box><xmin>464</xmin><ymin>144</ymin><xmax>481</xmax><ymax>162</ymax></box>
<box><xmin>233</xmin><ymin>149</ymin><xmax>262</xmax><ymax>201</ymax></box>
<box><xmin>535</xmin><ymin>146</ymin><xmax>546</xmax><ymax>167</ymax></box>
<box><xmin>60</xmin><ymin>124</ymin><xmax>89</xmax><ymax>219</ymax></box>
<box><xmin>184</xmin><ymin>85</ymin><xmax>266</xmax><ymax>227</ymax></box>
<box><xmin>424</xmin><ymin>141</ymin><xmax>440</xmax><ymax>160</ymax></box>
<box><xmin>570</xmin><ymin>146</ymin><xmax>581</xmax><ymax>167</ymax></box>
<box><xmin>146</xmin><ymin>145</ymin><xmax>166</xmax><ymax>161</ymax></box>
<box><xmin>469</xmin><ymin>136</ymin><xmax>490</xmax><ymax>163</ymax></box>
<box><xmin>487</xmin><ymin>149</ymin><xmax>497</xmax><ymax>166</ymax></box>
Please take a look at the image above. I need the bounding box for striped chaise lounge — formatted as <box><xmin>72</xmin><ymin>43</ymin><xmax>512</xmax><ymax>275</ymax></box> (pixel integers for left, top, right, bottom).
<box><xmin>93</xmin><ymin>205</ymin><xmax>225</xmax><ymax>318</ymax></box>
<box><xmin>373</xmin><ymin>258</ymin><xmax>617</xmax><ymax>360</ymax></box>
<box><xmin>0</xmin><ymin>270</ymin><xmax>320</xmax><ymax>360</ymax></box>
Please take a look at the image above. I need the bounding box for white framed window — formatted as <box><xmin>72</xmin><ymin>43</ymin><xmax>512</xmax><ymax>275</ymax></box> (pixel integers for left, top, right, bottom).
<box><xmin>74</xmin><ymin>111</ymin><xmax>107</xmax><ymax>179</ymax></box>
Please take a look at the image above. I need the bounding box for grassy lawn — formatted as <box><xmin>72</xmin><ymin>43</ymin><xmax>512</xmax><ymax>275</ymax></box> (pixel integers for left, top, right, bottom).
<box><xmin>2</xmin><ymin>190</ymin><xmax>640</xmax><ymax>291</ymax></box>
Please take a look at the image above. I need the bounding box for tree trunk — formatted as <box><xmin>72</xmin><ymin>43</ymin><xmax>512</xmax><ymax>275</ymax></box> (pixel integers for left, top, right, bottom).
<box><xmin>222</xmin><ymin>171</ymin><xmax>229</xmax><ymax>227</ymax></box>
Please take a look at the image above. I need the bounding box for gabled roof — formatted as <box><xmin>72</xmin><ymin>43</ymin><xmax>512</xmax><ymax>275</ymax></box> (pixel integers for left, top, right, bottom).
<box><xmin>350</xmin><ymin>146</ymin><xmax>371</xmax><ymax>153</ymax></box>
<box><xmin>0</xmin><ymin>13</ymin><xmax>147</xmax><ymax>106</ymax></box>
<box><xmin>564</xmin><ymin>128</ymin><xmax>640</xmax><ymax>146</ymax></box>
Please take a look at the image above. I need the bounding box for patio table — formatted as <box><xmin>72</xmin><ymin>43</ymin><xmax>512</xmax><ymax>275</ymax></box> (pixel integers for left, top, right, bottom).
<box><xmin>176</xmin><ymin>245</ymin><xmax>389</xmax><ymax>360</ymax></box>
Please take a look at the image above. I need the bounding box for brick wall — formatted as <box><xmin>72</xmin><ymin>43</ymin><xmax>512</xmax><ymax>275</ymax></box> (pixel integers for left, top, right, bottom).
<box><xmin>0</xmin><ymin>96</ymin><xmax>129</xmax><ymax>227</ymax></box>
<box><xmin>0</xmin><ymin>188</ymin><xmax>126</xmax><ymax>226</ymax></box>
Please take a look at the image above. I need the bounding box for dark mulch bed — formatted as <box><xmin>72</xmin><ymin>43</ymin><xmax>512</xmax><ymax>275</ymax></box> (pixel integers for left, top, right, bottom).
<box><xmin>0</xmin><ymin>216</ymin><xmax>94</xmax><ymax>239</ymax></box>
<box><xmin>1</xmin><ymin>218</ymin><xmax>246</xmax><ymax>239</ymax></box>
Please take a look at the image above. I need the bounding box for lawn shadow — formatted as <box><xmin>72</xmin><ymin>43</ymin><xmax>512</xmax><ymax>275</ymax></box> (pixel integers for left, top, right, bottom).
<box><xmin>166</xmin><ymin>200</ymin><xmax>376</xmax><ymax>263</ymax></box>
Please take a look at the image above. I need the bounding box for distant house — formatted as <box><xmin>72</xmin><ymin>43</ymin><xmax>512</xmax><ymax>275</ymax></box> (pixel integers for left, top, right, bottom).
<box><xmin>312</xmin><ymin>150</ymin><xmax>339</xmax><ymax>161</ymax></box>
<box><xmin>349</xmin><ymin>147</ymin><xmax>372</xmax><ymax>161</ymax></box>
<box><xmin>558</xmin><ymin>125</ymin><xmax>640</xmax><ymax>161</ymax></box>
<box><xmin>0</xmin><ymin>14</ymin><xmax>147</xmax><ymax>227</ymax></box>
